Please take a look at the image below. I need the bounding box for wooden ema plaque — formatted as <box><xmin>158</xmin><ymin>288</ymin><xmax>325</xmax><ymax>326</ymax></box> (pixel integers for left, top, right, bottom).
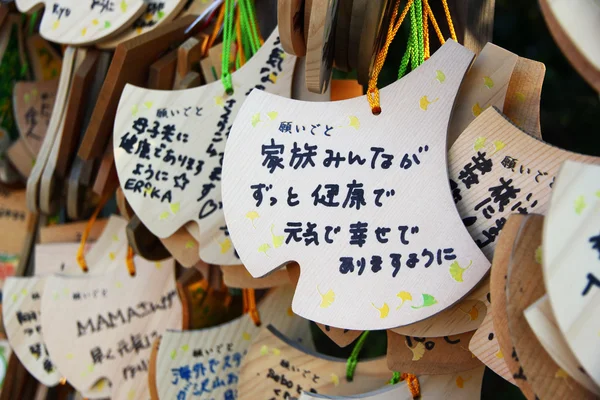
<box><xmin>0</xmin><ymin>190</ymin><xmax>34</xmax><ymax>256</ymax></box>
<box><xmin>539</xmin><ymin>0</ymin><xmax>600</xmax><ymax>92</ymax></box>
<box><xmin>150</xmin><ymin>285</ymin><xmax>313</xmax><ymax>400</ymax></box>
<box><xmin>41</xmin><ymin>254</ymin><xmax>181</xmax><ymax>399</ymax></box>
<box><xmin>13</xmin><ymin>80</ymin><xmax>58</xmax><ymax>156</ymax></box>
<box><xmin>525</xmin><ymin>295</ymin><xmax>600</xmax><ymax>395</ymax></box>
<box><xmin>386</xmin><ymin>330</ymin><xmax>482</xmax><ymax>375</ymax></box>
<box><xmin>543</xmin><ymin>161</ymin><xmax>600</xmax><ymax>387</ymax></box>
<box><xmin>448</xmin><ymin>107</ymin><xmax>600</xmax><ymax>262</ymax></box>
<box><xmin>114</xmin><ymin>29</ymin><xmax>295</xmax><ymax>267</ymax></box>
<box><xmin>505</xmin><ymin>214</ymin><xmax>596</xmax><ymax>399</ymax></box>
<box><xmin>97</xmin><ymin>0</ymin><xmax>188</xmax><ymax>49</ymax></box>
<box><xmin>468</xmin><ymin>214</ymin><xmax>523</xmax><ymax>385</ymax></box>
<box><xmin>222</xmin><ymin>40</ymin><xmax>489</xmax><ymax>330</ymax></box>
<box><xmin>15</xmin><ymin>0</ymin><xmax>147</xmax><ymax>45</ymax></box>
<box><xmin>238</xmin><ymin>325</ymin><xmax>389</xmax><ymax>399</ymax></box>
<box><xmin>2</xmin><ymin>216</ymin><xmax>128</xmax><ymax>397</ymax></box>
<box><xmin>298</xmin><ymin>367</ymin><xmax>485</xmax><ymax>399</ymax></box>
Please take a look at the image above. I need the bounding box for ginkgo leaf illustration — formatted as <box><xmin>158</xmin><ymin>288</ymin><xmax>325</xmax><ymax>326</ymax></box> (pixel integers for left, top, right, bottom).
<box><xmin>407</xmin><ymin>341</ymin><xmax>426</xmax><ymax>361</ymax></box>
<box><xmin>242</xmin><ymin>332</ymin><xmax>252</xmax><ymax>341</ymax></box>
<box><xmin>472</xmin><ymin>102</ymin><xmax>483</xmax><ymax>117</ymax></box>
<box><xmin>535</xmin><ymin>246</ymin><xmax>543</xmax><ymax>264</ymax></box>
<box><xmin>555</xmin><ymin>368</ymin><xmax>569</xmax><ymax>379</ymax></box>
<box><xmin>435</xmin><ymin>70</ymin><xmax>446</xmax><ymax>83</ymax></box>
<box><xmin>449</xmin><ymin>260</ymin><xmax>473</xmax><ymax>282</ymax></box>
<box><xmin>492</xmin><ymin>140</ymin><xmax>506</xmax><ymax>154</ymax></box>
<box><xmin>251</xmin><ymin>113</ymin><xmax>261</xmax><ymax>127</ymax></box>
<box><xmin>411</xmin><ymin>294</ymin><xmax>438</xmax><ymax>309</ymax></box>
<box><xmin>220</xmin><ymin>238</ymin><xmax>232</xmax><ymax>254</ymax></box>
<box><xmin>419</xmin><ymin>96</ymin><xmax>439</xmax><ymax>111</ymax></box>
<box><xmin>349</xmin><ymin>115</ymin><xmax>360</xmax><ymax>129</ymax></box>
<box><xmin>181</xmin><ymin>344</ymin><xmax>189</xmax><ymax>352</ymax></box>
<box><xmin>473</xmin><ymin>137</ymin><xmax>487</xmax><ymax>151</ymax></box>
<box><xmin>159</xmin><ymin>211</ymin><xmax>170</xmax><ymax>220</ymax></box>
<box><xmin>495</xmin><ymin>349</ymin><xmax>504</xmax><ymax>359</ymax></box>
<box><xmin>260</xmin><ymin>345</ymin><xmax>269</xmax><ymax>355</ymax></box>
<box><xmin>131</xmin><ymin>104</ymin><xmax>138</xmax><ymax>116</ymax></box>
<box><xmin>120</xmin><ymin>0</ymin><xmax>128</xmax><ymax>12</ymax></box>
<box><xmin>246</xmin><ymin>211</ymin><xmax>259</xmax><ymax>228</ymax></box>
<box><xmin>170</xmin><ymin>350</ymin><xmax>177</xmax><ymax>360</ymax></box>
<box><xmin>456</xmin><ymin>375</ymin><xmax>471</xmax><ymax>388</ymax></box>
<box><xmin>371</xmin><ymin>302</ymin><xmax>390</xmax><ymax>319</ymax></box>
<box><xmin>143</xmin><ymin>101</ymin><xmax>153</xmax><ymax>109</ymax></box>
<box><xmin>267</xmin><ymin>111</ymin><xmax>278</xmax><ymax>120</ymax></box>
<box><xmin>317</xmin><ymin>286</ymin><xmax>335</xmax><ymax>308</ymax></box>
<box><xmin>331</xmin><ymin>373</ymin><xmax>340</xmax><ymax>387</ymax></box>
<box><xmin>271</xmin><ymin>224</ymin><xmax>284</xmax><ymax>248</ymax></box>
<box><xmin>170</xmin><ymin>202</ymin><xmax>180</xmax><ymax>214</ymax></box>
<box><xmin>574</xmin><ymin>195</ymin><xmax>586</xmax><ymax>215</ymax></box>
<box><xmin>185</xmin><ymin>240</ymin><xmax>195</xmax><ymax>249</ymax></box>
<box><xmin>396</xmin><ymin>291</ymin><xmax>412</xmax><ymax>309</ymax></box>
<box><xmin>459</xmin><ymin>305</ymin><xmax>479</xmax><ymax>321</ymax></box>
<box><xmin>596</xmin><ymin>190</ymin><xmax>600</xmax><ymax>198</ymax></box>
<box><xmin>215</xmin><ymin>96</ymin><xmax>225</xmax><ymax>106</ymax></box>
<box><xmin>258</xmin><ymin>243</ymin><xmax>271</xmax><ymax>256</ymax></box>
<box><xmin>483</xmin><ymin>76</ymin><xmax>494</xmax><ymax>88</ymax></box>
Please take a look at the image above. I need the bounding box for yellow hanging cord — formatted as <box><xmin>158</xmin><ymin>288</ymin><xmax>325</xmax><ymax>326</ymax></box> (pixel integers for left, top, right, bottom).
<box><xmin>367</xmin><ymin>0</ymin><xmax>414</xmax><ymax>114</ymax></box>
<box><xmin>424</xmin><ymin>1</ymin><xmax>445</xmax><ymax>44</ymax></box>
<box><xmin>126</xmin><ymin>247</ymin><xmax>136</xmax><ymax>276</ymax></box>
<box><xmin>207</xmin><ymin>4</ymin><xmax>226</xmax><ymax>50</ymax></box>
<box><xmin>422</xmin><ymin>0</ymin><xmax>430</xmax><ymax>59</ymax></box>
<box><xmin>242</xmin><ymin>288</ymin><xmax>261</xmax><ymax>326</ymax></box>
<box><xmin>76</xmin><ymin>191</ymin><xmax>112</xmax><ymax>273</ymax></box>
<box><xmin>441</xmin><ymin>0</ymin><xmax>458</xmax><ymax>42</ymax></box>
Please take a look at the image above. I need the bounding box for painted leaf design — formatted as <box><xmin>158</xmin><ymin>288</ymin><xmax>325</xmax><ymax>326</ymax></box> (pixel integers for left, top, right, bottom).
<box><xmin>318</xmin><ymin>287</ymin><xmax>335</xmax><ymax>308</ymax></box>
<box><xmin>467</xmin><ymin>305</ymin><xmax>479</xmax><ymax>321</ymax></box>
<box><xmin>411</xmin><ymin>294</ymin><xmax>438</xmax><ymax>309</ymax></box>
<box><xmin>535</xmin><ymin>246</ymin><xmax>543</xmax><ymax>264</ymax></box>
<box><xmin>371</xmin><ymin>302</ymin><xmax>390</xmax><ymax>319</ymax></box>
<box><xmin>456</xmin><ymin>376</ymin><xmax>465</xmax><ymax>388</ymax></box>
<box><xmin>555</xmin><ymin>368</ymin><xmax>569</xmax><ymax>379</ymax></box>
<box><xmin>348</xmin><ymin>116</ymin><xmax>360</xmax><ymax>129</ymax></box>
<box><xmin>472</xmin><ymin>102</ymin><xmax>483</xmax><ymax>117</ymax></box>
<box><xmin>270</xmin><ymin>225</ymin><xmax>284</xmax><ymax>248</ymax></box>
<box><xmin>251</xmin><ymin>113</ymin><xmax>261</xmax><ymax>127</ymax></box>
<box><xmin>246</xmin><ymin>211</ymin><xmax>259</xmax><ymax>227</ymax></box>
<box><xmin>492</xmin><ymin>140</ymin><xmax>506</xmax><ymax>153</ymax></box>
<box><xmin>407</xmin><ymin>341</ymin><xmax>426</xmax><ymax>361</ymax></box>
<box><xmin>449</xmin><ymin>260</ymin><xmax>472</xmax><ymax>282</ymax></box>
<box><xmin>473</xmin><ymin>137</ymin><xmax>486</xmax><ymax>151</ymax></box>
<box><xmin>483</xmin><ymin>76</ymin><xmax>494</xmax><ymax>88</ymax></box>
<box><xmin>267</xmin><ymin>111</ymin><xmax>278</xmax><ymax>120</ymax></box>
<box><xmin>574</xmin><ymin>195</ymin><xmax>586</xmax><ymax>215</ymax></box>
<box><xmin>435</xmin><ymin>70</ymin><xmax>446</xmax><ymax>83</ymax></box>
<box><xmin>396</xmin><ymin>291</ymin><xmax>412</xmax><ymax>309</ymax></box>
<box><xmin>120</xmin><ymin>0</ymin><xmax>128</xmax><ymax>12</ymax></box>
<box><xmin>258</xmin><ymin>243</ymin><xmax>271</xmax><ymax>256</ymax></box>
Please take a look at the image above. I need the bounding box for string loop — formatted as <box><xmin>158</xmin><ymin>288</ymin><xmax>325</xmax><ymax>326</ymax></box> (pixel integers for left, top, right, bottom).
<box><xmin>345</xmin><ymin>331</ymin><xmax>370</xmax><ymax>382</ymax></box>
<box><xmin>242</xmin><ymin>289</ymin><xmax>261</xmax><ymax>326</ymax></box>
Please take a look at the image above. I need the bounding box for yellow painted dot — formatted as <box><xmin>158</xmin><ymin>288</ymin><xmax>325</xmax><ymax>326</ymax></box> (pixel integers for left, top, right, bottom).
<box><xmin>92</xmin><ymin>19</ymin><xmax>99</xmax><ymax>25</ymax></box>
<box><xmin>242</xmin><ymin>332</ymin><xmax>251</xmax><ymax>341</ymax></box>
<box><xmin>52</xmin><ymin>20</ymin><xmax>60</xmax><ymax>30</ymax></box>
<box><xmin>81</xmin><ymin>27</ymin><xmax>87</xmax><ymax>36</ymax></box>
<box><xmin>155</xmin><ymin>262</ymin><xmax>162</xmax><ymax>269</ymax></box>
<box><xmin>185</xmin><ymin>241</ymin><xmax>195</xmax><ymax>249</ymax></box>
<box><xmin>271</xmin><ymin>348</ymin><xmax>281</xmax><ymax>356</ymax></box>
<box><xmin>109</xmin><ymin>252</ymin><xmax>116</xmax><ymax>261</ymax></box>
<box><xmin>112</xmin><ymin>234</ymin><xmax>119</xmax><ymax>242</ymax></box>
<box><xmin>260</xmin><ymin>345</ymin><xmax>269</xmax><ymax>355</ymax></box>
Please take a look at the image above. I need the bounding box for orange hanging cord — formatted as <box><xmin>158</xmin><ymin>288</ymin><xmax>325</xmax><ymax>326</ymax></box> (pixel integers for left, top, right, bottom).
<box><xmin>441</xmin><ymin>0</ymin><xmax>458</xmax><ymax>42</ymax></box>
<box><xmin>367</xmin><ymin>0</ymin><xmax>414</xmax><ymax>114</ymax></box>
<box><xmin>424</xmin><ymin>0</ymin><xmax>445</xmax><ymax>45</ymax></box>
<box><xmin>126</xmin><ymin>246</ymin><xmax>136</xmax><ymax>277</ymax></box>
<box><xmin>76</xmin><ymin>191</ymin><xmax>112</xmax><ymax>273</ymax></box>
<box><xmin>207</xmin><ymin>3</ymin><xmax>226</xmax><ymax>50</ymax></box>
<box><xmin>242</xmin><ymin>288</ymin><xmax>261</xmax><ymax>326</ymax></box>
<box><xmin>403</xmin><ymin>373</ymin><xmax>421</xmax><ymax>398</ymax></box>
<box><xmin>422</xmin><ymin>0</ymin><xmax>430</xmax><ymax>59</ymax></box>
<box><xmin>235</xmin><ymin>6</ymin><xmax>246</xmax><ymax>67</ymax></box>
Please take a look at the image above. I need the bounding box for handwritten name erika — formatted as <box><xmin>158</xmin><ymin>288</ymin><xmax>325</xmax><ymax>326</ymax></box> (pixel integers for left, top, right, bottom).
<box><xmin>76</xmin><ymin>290</ymin><xmax>177</xmax><ymax>337</ymax></box>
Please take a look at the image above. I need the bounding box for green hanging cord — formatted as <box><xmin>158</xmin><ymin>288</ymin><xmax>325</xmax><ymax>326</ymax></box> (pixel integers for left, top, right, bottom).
<box><xmin>220</xmin><ymin>0</ymin><xmax>236</xmax><ymax>95</ymax></box>
<box><xmin>415</xmin><ymin>0</ymin><xmax>424</xmax><ymax>64</ymax></box>
<box><xmin>389</xmin><ymin>371</ymin><xmax>402</xmax><ymax>385</ymax></box>
<box><xmin>28</xmin><ymin>12</ymin><xmax>39</xmax><ymax>37</ymax></box>
<box><xmin>239</xmin><ymin>0</ymin><xmax>259</xmax><ymax>55</ymax></box>
<box><xmin>397</xmin><ymin>41</ymin><xmax>412</xmax><ymax>79</ymax></box>
<box><xmin>238</xmin><ymin>2</ymin><xmax>255</xmax><ymax>58</ymax></box>
<box><xmin>243</xmin><ymin>0</ymin><xmax>262</xmax><ymax>51</ymax></box>
<box><xmin>346</xmin><ymin>331</ymin><xmax>370</xmax><ymax>382</ymax></box>
<box><xmin>409</xmin><ymin>2</ymin><xmax>419</xmax><ymax>71</ymax></box>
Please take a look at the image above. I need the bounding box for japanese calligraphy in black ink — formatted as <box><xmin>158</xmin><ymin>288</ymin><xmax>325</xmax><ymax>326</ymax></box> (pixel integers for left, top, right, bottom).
<box><xmin>543</xmin><ymin>161</ymin><xmax>600</xmax><ymax>387</ymax></box>
<box><xmin>41</xmin><ymin>245</ymin><xmax>181</xmax><ymax>399</ymax></box>
<box><xmin>152</xmin><ymin>285</ymin><xmax>312</xmax><ymax>400</ymax></box>
<box><xmin>448</xmin><ymin>107</ymin><xmax>600</xmax><ymax>261</ymax></box>
<box><xmin>222</xmin><ymin>40</ymin><xmax>490</xmax><ymax>330</ymax></box>
<box><xmin>114</xmin><ymin>29</ymin><xmax>295</xmax><ymax>266</ymax></box>
<box><xmin>15</xmin><ymin>0</ymin><xmax>147</xmax><ymax>45</ymax></box>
